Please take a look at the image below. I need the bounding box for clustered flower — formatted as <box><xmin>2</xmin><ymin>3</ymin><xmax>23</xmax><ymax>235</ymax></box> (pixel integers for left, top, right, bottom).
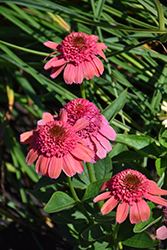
<box><xmin>20</xmin><ymin>32</ymin><xmax>167</xmax><ymax>232</ymax></box>
<box><xmin>20</xmin><ymin>99</ymin><xmax>116</xmax><ymax>179</ymax></box>
<box><xmin>94</xmin><ymin>169</ymin><xmax>167</xmax><ymax>224</ymax></box>
<box><xmin>44</xmin><ymin>32</ymin><xmax>107</xmax><ymax>84</ymax></box>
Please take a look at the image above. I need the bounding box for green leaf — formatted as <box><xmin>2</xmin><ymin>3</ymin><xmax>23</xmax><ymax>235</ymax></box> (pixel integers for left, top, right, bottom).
<box><xmin>82</xmin><ymin>178</ymin><xmax>109</xmax><ymax>202</ymax></box>
<box><xmin>115</xmin><ymin>134</ymin><xmax>160</xmax><ymax>159</ymax></box>
<box><xmin>81</xmin><ymin>224</ymin><xmax>108</xmax><ymax>242</ymax></box>
<box><xmin>44</xmin><ymin>191</ymin><xmax>77</xmax><ymax>213</ymax></box>
<box><xmin>102</xmin><ymin>88</ymin><xmax>127</xmax><ymax>120</ymax></box>
<box><xmin>155</xmin><ymin>157</ymin><xmax>167</xmax><ymax>177</ymax></box>
<box><xmin>159</xmin><ymin>127</ymin><xmax>167</xmax><ymax>148</ymax></box>
<box><xmin>122</xmin><ymin>231</ymin><xmax>158</xmax><ymax>248</ymax></box>
<box><xmin>93</xmin><ymin>156</ymin><xmax>112</xmax><ymax>180</ymax></box>
<box><xmin>134</xmin><ymin>202</ymin><xmax>162</xmax><ymax>233</ymax></box>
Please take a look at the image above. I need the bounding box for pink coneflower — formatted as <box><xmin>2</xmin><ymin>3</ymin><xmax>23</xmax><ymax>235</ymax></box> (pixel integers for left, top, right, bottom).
<box><xmin>93</xmin><ymin>169</ymin><xmax>167</xmax><ymax>224</ymax></box>
<box><xmin>20</xmin><ymin>110</ymin><xmax>94</xmax><ymax>179</ymax></box>
<box><xmin>44</xmin><ymin>32</ymin><xmax>107</xmax><ymax>84</ymax></box>
<box><xmin>156</xmin><ymin>206</ymin><xmax>167</xmax><ymax>240</ymax></box>
<box><xmin>63</xmin><ymin>98</ymin><xmax>116</xmax><ymax>160</ymax></box>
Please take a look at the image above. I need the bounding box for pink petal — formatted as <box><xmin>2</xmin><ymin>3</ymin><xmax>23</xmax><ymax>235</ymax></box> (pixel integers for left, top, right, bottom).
<box><xmin>63</xmin><ymin>63</ymin><xmax>76</xmax><ymax>84</ymax></box>
<box><xmin>93</xmin><ymin>191</ymin><xmax>111</xmax><ymax>203</ymax></box>
<box><xmin>137</xmin><ymin>199</ymin><xmax>150</xmax><ymax>222</ymax></box>
<box><xmin>37</xmin><ymin>112</ymin><xmax>54</xmax><ymax>126</ymax></box>
<box><xmin>48</xmin><ymin>156</ymin><xmax>62</xmax><ymax>179</ymax></box>
<box><xmin>116</xmin><ymin>202</ymin><xmax>129</xmax><ymax>223</ymax></box>
<box><xmin>44</xmin><ymin>41</ymin><xmax>59</xmax><ymax>50</ymax></box>
<box><xmin>59</xmin><ymin>109</ymin><xmax>67</xmax><ymax>123</ymax></box>
<box><xmin>92</xmin><ymin>56</ymin><xmax>104</xmax><ymax>75</ymax></box>
<box><xmin>44</xmin><ymin>57</ymin><xmax>58</xmax><ymax>70</ymax></box>
<box><xmin>95</xmin><ymin>132</ymin><xmax>112</xmax><ymax>152</ymax></box>
<box><xmin>99</xmin><ymin>123</ymin><xmax>116</xmax><ymax>141</ymax></box>
<box><xmin>73</xmin><ymin>118</ymin><xmax>89</xmax><ymax>132</ymax></box>
<box><xmin>100</xmin><ymin>180</ymin><xmax>111</xmax><ymax>191</ymax></box>
<box><xmin>20</xmin><ymin>130</ymin><xmax>35</xmax><ymax>144</ymax></box>
<box><xmin>101</xmin><ymin>196</ymin><xmax>119</xmax><ymax>215</ymax></box>
<box><xmin>102</xmin><ymin>115</ymin><xmax>109</xmax><ymax>124</ymax></box>
<box><xmin>26</xmin><ymin>145</ymin><xmax>39</xmax><ymax>165</ymax></box>
<box><xmin>83</xmin><ymin>60</ymin><xmax>99</xmax><ymax>80</ymax></box>
<box><xmin>130</xmin><ymin>203</ymin><xmax>141</xmax><ymax>224</ymax></box>
<box><xmin>97</xmin><ymin>49</ymin><xmax>106</xmax><ymax>61</ymax></box>
<box><xmin>85</xmin><ymin>137</ymin><xmax>96</xmax><ymax>151</ymax></box>
<box><xmin>90</xmin><ymin>35</ymin><xmax>99</xmax><ymax>42</ymax></box>
<box><xmin>74</xmin><ymin>63</ymin><xmax>84</xmax><ymax>84</ymax></box>
<box><xmin>36</xmin><ymin>155</ymin><xmax>50</xmax><ymax>176</ymax></box>
<box><xmin>147</xmin><ymin>194</ymin><xmax>167</xmax><ymax>206</ymax></box>
<box><xmin>51</xmin><ymin>58</ymin><xmax>67</xmax><ymax>67</ymax></box>
<box><xmin>156</xmin><ymin>225</ymin><xmax>167</xmax><ymax>240</ymax></box>
<box><xmin>149</xmin><ymin>180</ymin><xmax>167</xmax><ymax>195</ymax></box>
<box><xmin>97</xmin><ymin>43</ymin><xmax>107</xmax><ymax>50</ymax></box>
<box><xmin>62</xmin><ymin>154</ymin><xmax>79</xmax><ymax>177</ymax></box>
<box><xmin>91</xmin><ymin>135</ymin><xmax>107</xmax><ymax>159</ymax></box>
<box><xmin>50</xmin><ymin>64</ymin><xmax>65</xmax><ymax>79</ymax></box>
<box><xmin>70</xmin><ymin>143</ymin><xmax>94</xmax><ymax>162</ymax></box>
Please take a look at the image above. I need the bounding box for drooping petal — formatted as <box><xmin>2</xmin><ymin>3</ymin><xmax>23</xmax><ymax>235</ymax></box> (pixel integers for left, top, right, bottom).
<box><xmin>99</xmin><ymin>123</ymin><xmax>117</xmax><ymax>141</ymax></box>
<box><xmin>62</xmin><ymin>154</ymin><xmax>78</xmax><ymax>177</ymax></box>
<box><xmin>91</xmin><ymin>135</ymin><xmax>107</xmax><ymax>159</ymax></box>
<box><xmin>74</xmin><ymin>63</ymin><xmax>84</xmax><ymax>84</ymax></box>
<box><xmin>50</xmin><ymin>64</ymin><xmax>66</xmax><ymax>79</ymax></box>
<box><xmin>130</xmin><ymin>203</ymin><xmax>141</xmax><ymax>224</ymax></box>
<box><xmin>93</xmin><ymin>191</ymin><xmax>112</xmax><ymax>203</ymax></box>
<box><xmin>101</xmin><ymin>196</ymin><xmax>119</xmax><ymax>215</ymax></box>
<box><xmin>116</xmin><ymin>202</ymin><xmax>129</xmax><ymax>223</ymax></box>
<box><xmin>137</xmin><ymin>199</ymin><xmax>150</xmax><ymax>222</ymax></box>
<box><xmin>36</xmin><ymin>155</ymin><xmax>50</xmax><ymax>176</ymax></box>
<box><xmin>147</xmin><ymin>194</ymin><xmax>167</xmax><ymax>206</ymax></box>
<box><xmin>97</xmin><ymin>42</ymin><xmax>107</xmax><ymax>50</ymax></box>
<box><xmin>156</xmin><ymin>225</ymin><xmax>167</xmax><ymax>240</ymax></box>
<box><xmin>20</xmin><ymin>130</ymin><xmax>35</xmax><ymax>144</ymax></box>
<box><xmin>51</xmin><ymin>58</ymin><xmax>67</xmax><ymax>67</ymax></box>
<box><xmin>83</xmin><ymin>60</ymin><xmax>99</xmax><ymax>80</ymax></box>
<box><xmin>97</xmin><ymin>49</ymin><xmax>106</xmax><ymax>60</ymax></box>
<box><xmin>70</xmin><ymin>143</ymin><xmax>94</xmax><ymax>162</ymax></box>
<box><xmin>37</xmin><ymin>112</ymin><xmax>54</xmax><ymax>126</ymax></box>
<box><xmin>44</xmin><ymin>41</ymin><xmax>59</xmax><ymax>50</ymax></box>
<box><xmin>149</xmin><ymin>180</ymin><xmax>167</xmax><ymax>195</ymax></box>
<box><xmin>92</xmin><ymin>56</ymin><xmax>104</xmax><ymax>75</ymax></box>
<box><xmin>95</xmin><ymin>132</ymin><xmax>112</xmax><ymax>151</ymax></box>
<box><xmin>73</xmin><ymin>118</ymin><xmax>89</xmax><ymax>132</ymax></box>
<box><xmin>48</xmin><ymin>156</ymin><xmax>62</xmax><ymax>179</ymax></box>
<box><xmin>63</xmin><ymin>63</ymin><xmax>76</xmax><ymax>84</ymax></box>
<box><xmin>44</xmin><ymin>57</ymin><xmax>58</xmax><ymax>70</ymax></box>
<box><xmin>26</xmin><ymin>144</ymin><xmax>39</xmax><ymax>165</ymax></box>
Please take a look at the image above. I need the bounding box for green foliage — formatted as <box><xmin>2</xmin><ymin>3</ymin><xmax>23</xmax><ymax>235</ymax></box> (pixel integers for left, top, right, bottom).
<box><xmin>1</xmin><ymin>0</ymin><xmax>167</xmax><ymax>249</ymax></box>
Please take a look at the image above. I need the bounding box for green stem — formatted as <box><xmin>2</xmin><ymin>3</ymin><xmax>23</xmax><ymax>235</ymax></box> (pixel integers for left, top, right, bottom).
<box><xmin>0</xmin><ymin>40</ymin><xmax>48</xmax><ymax>56</ymax></box>
<box><xmin>153</xmin><ymin>0</ymin><xmax>165</xmax><ymax>31</ymax></box>
<box><xmin>67</xmin><ymin>176</ymin><xmax>91</xmax><ymax>221</ymax></box>
<box><xmin>80</xmin><ymin>82</ymin><xmax>86</xmax><ymax>99</ymax></box>
<box><xmin>86</xmin><ymin>162</ymin><xmax>95</xmax><ymax>183</ymax></box>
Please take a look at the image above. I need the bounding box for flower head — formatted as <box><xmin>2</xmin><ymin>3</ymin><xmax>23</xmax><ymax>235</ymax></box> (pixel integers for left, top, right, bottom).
<box><xmin>44</xmin><ymin>32</ymin><xmax>107</xmax><ymax>84</ymax></box>
<box><xmin>156</xmin><ymin>206</ymin><xmax>167</xmax><ymax>240</ymax></box>
<box><xmin>20</xmin><ymin>110</ymin><xmax>94</xmax><ymax>179</ymax></box>
<box><xmin>157</xmin><ymin>101</ymin><xmax>167</xmax><ymax>127</ymax></box>
<box><xmin>63</xmin><ymin>98</ymin><xmax>116</xmax><ymax>161</ymax></box>
<box><xmin>93</xmin><ymin>169</ymin><xmax>167</xmax><ymax>224</ymax></box>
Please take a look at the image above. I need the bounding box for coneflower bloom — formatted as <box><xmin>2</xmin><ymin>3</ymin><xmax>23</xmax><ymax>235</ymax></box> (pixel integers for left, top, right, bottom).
<box><xmin>156</xmin><ymin>206</ymin><xmax>167</xmax><ymax>240</ymax></box>
<box><xmin>93</xmin><ymin>169</ymin><xmax>167</xmax><ymax>224</ymax></box>
<box><xmin>62</xmin><ymin>98</ymin><xmax>116</xmax><ymax>161</ymax></box>
<box><xmin>157</xmin><ymin>101</ymin><xmax>167</xmax><ymax>128</ymax></box>
<box><xmin>44</xmin><ymin>32</ymin><xmax>107</xmax><ymax>84</ymax></box>
<box><xmin>20</xmin><ymin>110</ymin><xmax>94</xmax><ymax>179</ymax></box>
